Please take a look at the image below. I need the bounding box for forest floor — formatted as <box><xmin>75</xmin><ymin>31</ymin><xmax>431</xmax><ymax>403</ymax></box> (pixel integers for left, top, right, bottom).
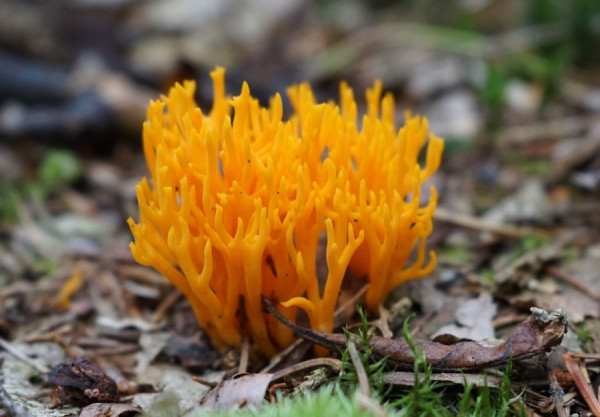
<box><xmin>1</xmin><ymin>1</ymin><xmax>600</xmax><ymax>416</ymax></box>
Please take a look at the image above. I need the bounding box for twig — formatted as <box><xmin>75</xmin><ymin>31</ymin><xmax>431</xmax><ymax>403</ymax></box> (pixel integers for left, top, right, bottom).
<box><xmin>271</xmin><ymin>357</ymin><xmax>342</xmax><ymax>381</ymax></box>
<box><xmin>22</xmin><ymin>324</ymin><xmax>72</xmax><ymax>343</ymax></box>
<box><xmin>355</xmin><ymin>392</ymin><xmax>388</xmax><ymax>417</ymax></box>
<box><xmin>151</xmin><ymin>289</ymin><xmax>182</xmax><ymax>322</ymax></box>
<box><xmin>409</xmin><ymin>312</ymin><xmax>434</xmax><ymax>337</ymax></box>
<box><xmin>88</xmin><ymin>344</ymin><xmax>139</xmax><ymax>357</ymax></box>
<box><xmin>260</xmin><ymin>285</ymin><xmax>367</xmax><ymax>373</ymax></box>
<box><xmin>548</xmin><ymin>370</ymin><xmax>569</xmax><ymax>417</ymax></box>
<box><xmin>433</xmin><ymin>207</ymin><xmax>545</xmax><ymax>238</ymax></box>
<box><xmin>572</xmin><ymin>353</ymin><xmax>600</xmax><ymax>361</ymax></box>
<box><xmin>260</xmin><ymin>338</ymin><xmax>304</xmax><ymax>374</ymax></box>
<box><xmin>498</xmin><ymin>114</ymin><xmax>600</xmax><ymax>145</ymax></box>
<box><xmin>348</xmin><ymin>339</ymin><xmax>389</xmax><ymax>416</ymax></box>
<box><xmin>492</xmin><ymin>314</ymin><xmax>530</xmax><ymax>329</ymax></box>
<box><xmin>334</xmin><ymin>284</ymin><xmax>369</xmax><ymax>325</ymax></box>
<box><xmin>348</xmin><ymin>340</ymin><xmax>370</xmax><ymax>397</ymax></box>
<box><xmin>192</xmin><ymin>376</ymin><xmax>218</xmax><ymax>388</ymax></box>
<box><xmin>0</xmin><ymin>337</ymin><xmax>49</xmax><ymax>374</ymax></box>
<box><xmin>547</xmin><ymin>266</ymin><xmax>600</xmax><ymax>302</ymax></box>
<box><xmin>377</xmin><ymin>305</ymin><xmax>393</xmax><ymax>339</ymax></box>
<box><xmin>238</xmin><ymin>335</ymin><xmax>249</xmax><ymax>374</ymax></box>
<box><xmin>563</xmin><ymin>352</ymin><xmax>600</xmax><ymax>417</ymax></box>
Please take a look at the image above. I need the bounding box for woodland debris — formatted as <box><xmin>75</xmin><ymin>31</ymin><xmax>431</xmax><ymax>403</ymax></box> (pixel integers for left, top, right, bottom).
<box><xmin>433</xmin><ymin>206</ymin><xmax>544</xmax><ymax>238</ymax></box>
<box><xmin>482</xmin><ymin>178</ymin><xmax>551</xmax><ymax>227</ymax></box>
<box><xmin>493</xmin><ymin>232</ymin><xmax>574</xmax><ymax>291</ymax></box>
<box><xmin>355</xmin><ymin>392</ymin><xmax>388</xmax><ymax>417</ymax></box>
<box><xmin>348</xmin><ymin>340</ymin><xmax>370</xmax><ymax>397</ymax></box>
<box><xmin>201</xmin><ymin>359</ymin><xmax>342</xmax><ymax>412</ymax></box>
<box><xmin>563</xmin><ymin>352</ymin><xmax>600</xmax><ymax>416</ymax></box>
<box><xmin>132</xmin><ymin>364</ymin><xmax>220</xmax><ymax>413</ymax></box>
<box><xmin>0</xmin><ymin>337</ymin><xmax>49</xmax><ymax>374</ymax></box>
<box><xmin>263</xmin><ymin>297</ymin><xmax>567</xmax><ymax>372</ymax></box>
<box><xmin>48</xmin><ymin>357</ymin><xmax>118</xmax><ymax>408</ymax></box>
<box><xmin>162</xmin><ymin>335</ymin><xmax>217</xmax><ymax>372</ymax></box>
<box><xmin>383</xmin><ymin>371</ymin><xmax>503</xmax><ymax>387</ymax></box>
<box><xmin>200</xmin><ymin>373</ymin><xmax>274</xmax><ymax>411</ymax></box>
<box><xmin>270</xmin><ymin>358</ymin><xmax>342</xmax><ymax>382</ymax></box>
<box><xmin>238</xmin><ymin>336</ymin><xmax>249</xmax><ymax>374</ymax></box>
<box><xmin>79</xmin><ymin>402</ymin><xmax>142</xmax><ymax>417</ymax></box>
<box><xmin>546</xmin><ymin>131</ymin><xmax>600</xmax><ymax>186</ymax></box>
<box><xmin>432</xmin><ymin>292</ymin><xmax>496</xmax><ymax>341</ymax></box>
<box><xmin>289</xmin><ymin>368</ymin><xmax>330</xmax><ymax>396</ymax></box>
<box><xmin>548</xmin><ymin>370</ymin><xmax>569</xmax><ymax>417</ymax></box>
<box><xmin>498</xmin><ymin>114</ymin><xmax>600</xmax><ymax>145</ymax></box>
<box><xmin>547</xmin><ymin>265</ymin><xmax>600</xmax><ymax>302</ymax></box>
<box><xmin>134</xmin><ymin>332</ymin><xmax>170</xmax><ymax>375</ymax></box>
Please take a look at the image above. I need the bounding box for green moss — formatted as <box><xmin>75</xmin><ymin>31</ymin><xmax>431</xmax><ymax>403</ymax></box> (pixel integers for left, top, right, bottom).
<box><xmin>0</xmin><ymin>182</ymin><xmax>19</xmax><ymax>223</ymax></box>
<box><xmin>38</xmin><ymin>149</ymin><xmax>82</xmax><ymax>187</ymax></box>
<box><xmin>439</xmin><ymin>244</ymin><xmax>475</xmax><ymax>265</ymax></box>
<box><xmin>192</xmin><ymin>386</ymin><xmax>380</xmax><ymax>417</ymax></box>
<box><xmin>338</xmin><ymin>306</ymin><xmax>387</xmax><ymax>396</ymax></box>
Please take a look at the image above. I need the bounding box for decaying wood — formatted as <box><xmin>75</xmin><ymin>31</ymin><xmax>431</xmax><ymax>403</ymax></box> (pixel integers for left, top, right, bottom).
<box><xmin>263</xmin><ymin>298</ymin><xmax>567</xmax><ymax>372</ymax></box>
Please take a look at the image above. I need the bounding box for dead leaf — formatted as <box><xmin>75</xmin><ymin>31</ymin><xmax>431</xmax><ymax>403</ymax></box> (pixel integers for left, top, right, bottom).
<box><xmin>79</xmin><ymin>403</ymin><xmax>142</xmax><ymax>417</ymax></box>
<box><xmin>1</xmin><ymin>342</ymin><xmax>79</xmax><ymax>417</ymax></box>
<box><xmin>201</xmin><ymin>373</ymin><xmax>274</xmax><ymax>411</ymax></box>
<box><xmin>547</xmin><ymin>131</ymin><xmax>600</xmax><ymax>185</ymax></box>
<box><xmin>134</xmin><ymin>332</ymin><xmax>170</xmax><ymax>375</ymax></box>
<box><xmin>482</xmin><ymin>178</ymin><xmax>551</xmax><ymax>226</ymax></box>
<box><xmin>263</xmin><ymin>297</ymin><xmax>567</xmax><ymax>372</ymax></box>
<box><xmin>432</xmin><ymin>293</ymin><xmax>497</xmax><ymax>342</ymax></box>
<box><xmin>132</xmin><ymin>364</ymin><xmax>223</xmax><ymax>413</ymax></box>
<box><xmin>493</xmin><ymin>232</ymin><xmax>573</xmax><ymax>292</ymax></box>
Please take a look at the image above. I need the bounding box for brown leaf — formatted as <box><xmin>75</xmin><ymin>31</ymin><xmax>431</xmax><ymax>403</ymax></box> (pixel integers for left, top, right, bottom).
<box><xmin>431</xmin><ymin>293</ymin><xmax>496</xmax><ymax>341</ymax></box>
<box><xmin>201</xmin><ymin>373</ymin><xmax>273</xmax><ymax>411</ymax></box>
<box><xmin>79</xmin><ymin>402</ymin><xmax>142</xmax><ymax>417</ymax></box>
<box><xmin>263</xmin><ymin>297</ymin><xmax>567</xmax><ymax>372</ymax></box>
<box><xmin>48</xmin><ymin>356</ymin><xmax>118</xmax><ymax>408</ymax></box>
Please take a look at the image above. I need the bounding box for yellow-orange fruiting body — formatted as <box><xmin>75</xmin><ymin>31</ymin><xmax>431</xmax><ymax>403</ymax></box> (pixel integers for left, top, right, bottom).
<box><xmin>128</xmin><ymin>68</ymin><xmax>443</xmax><ymax>356</ymax></box>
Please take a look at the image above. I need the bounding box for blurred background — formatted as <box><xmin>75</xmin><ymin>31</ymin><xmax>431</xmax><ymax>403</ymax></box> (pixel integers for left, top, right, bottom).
<box><xmin>1</xmin><ymin>0</ymin><xmax>600</xmax><ymax>320</ymax></box>
<box><xmin>2</xmin><ymin>1</ymin><xmax>600</xmax><ymax>413</ymax></box>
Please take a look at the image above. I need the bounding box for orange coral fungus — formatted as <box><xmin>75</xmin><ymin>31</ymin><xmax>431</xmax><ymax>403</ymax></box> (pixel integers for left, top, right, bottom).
<box><xmin>128</xmin><ymin>67</ymin><xmax>443</xmax><ymax>357</ymax></box>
